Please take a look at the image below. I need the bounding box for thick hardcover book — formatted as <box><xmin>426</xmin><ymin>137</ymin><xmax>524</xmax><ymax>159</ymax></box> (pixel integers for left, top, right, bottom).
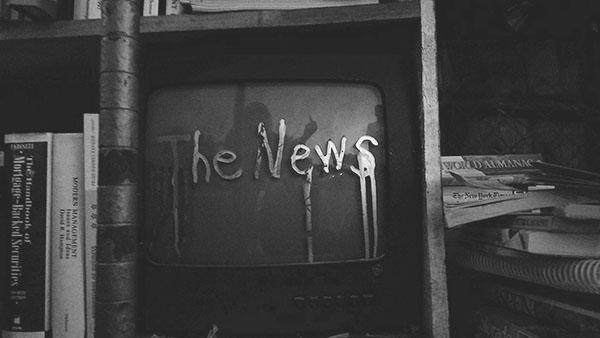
<box><xmin>83</xmin><ymin>114</ymin><xmax>99</xmax><ymax>338</ymax></box>
<box><xmin>479</xmin><ymin>281</ymin><xmax>600</xmax><ymax>337</ymax></box>
<box><xmin>3</xmin><ymin>133</ymin><xmax>52</xmax><ymax>338</ymax></box>
<box><xmin>441</xmin><ymin>153</ymin><xmax>542</xmax><ymax>186</ymax></box>
<box><xmin>447</xmin><ymin>239</ymin><xmax>600</xmax><ymax>294</ymax></box>
<box><xmin>474</xmin><ymin>305</ymin><xmax>569</xmax><ymax>338</ymax></box>
<box><xmin>51</xmin><ymin>134</ymin><xmax>85</xmax><ymax>338</ymax></box>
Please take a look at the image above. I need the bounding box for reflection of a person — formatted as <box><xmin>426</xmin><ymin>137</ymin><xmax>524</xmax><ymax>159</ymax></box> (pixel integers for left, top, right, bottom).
<box><xmin>225</xmin><ymin>100</ymin><xmax>318</xmax><ymax>264</ymax></box>
<box><xmin>366</xmin><ymin>104</ymin><xmax>384</xmax><ymax>146</ymax></box>
<box><xmin>227</xmin><ymin>101</ymin><xmax>317</xmax><ymax>175</ymax></box>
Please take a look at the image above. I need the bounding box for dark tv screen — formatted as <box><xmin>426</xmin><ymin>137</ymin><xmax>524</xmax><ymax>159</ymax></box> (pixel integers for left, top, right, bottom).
<box><xmin>145</xmin><ymin>82</ymin><xmax>387</xmax><ymax>266</ymax></box>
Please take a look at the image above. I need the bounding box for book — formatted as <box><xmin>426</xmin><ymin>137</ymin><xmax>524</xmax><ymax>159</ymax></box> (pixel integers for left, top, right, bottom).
<box><xmin>0</xmin><ymin>0</ymin><xmax>11</xmax><ymax>20</ymax></box>
<box><xmin>0</xmin><ymin>149</ymin><xmax>6</xmax><ymax>331</ymax></box>
<box><xmin>3</xmin><ymin>133</ymin><xmax>53</xmax><ymax>338</ymax></box>
<box><xmin>447</xmin><ymin>239</ymin><xmax>600</xmax><ymax>294</ymax></box>
<box><xmin>86</xmin><ymin>0</ymin><xmax>100</xmax><ymax>19</ymax></box>
<box><xmin>84</xmin><ymin>114</ymin><xmax>99</xmax><ymax>338</ymax></box>
<box><xmin>51</xmin><ymin>133</ymin><xmax>85</xmax><ymax>338</ymax></box>
<box><xmin>9</xmin><ymin>0</ymin><xmax>57</xmax><ymax>20</ymax></box>
<box><xmin>532</xmin><ymin>161</ymin><xmax>600</xmax><ymax>185</ymax></box>
<box><xmin>479</xmin><ymin>281</ymin><xmax>600</xmax><ymax>336</ymax></box>
<box><xmin>444</xmin><ymin>190</ymin><xmax>578</xmax><ymax>228</ymax></box>
<box><xmin>165</xmin><ymin>0</ymin><xmax>182</xmax><ymax>15</ymax></box>
<box><xmin>73</xmin><ymin>0</ymin><xmax>87</xmax><ymax>19</ymax></box>
<box><xmin>460</xmin><ymin>226</ymin><xmax>600</xmax><ymax>257</ymax></box>
<box><xmin>474</xmin><ymin>305</ymin><xmax>569</xmax><ymax>338</ymax></box>
<box><xmin>558</xmin><ymin>203</ymin><xmax>600</xmax><ymax>220</ymax></box>
<box><xmin>143</xmin><ymin>0</ymin><xmax>158</xmax><ymax>16</ymax></box>
<box><xmin>180</xmin><ymin>0</ymin><xmax>379</xmax><ymax>12</ymax></box>
<box><xmin>441</xmin><ymin>153</ymin><xmax>542</xmax><ymax>186</ymax></box>
<box><xmin>474</xmin><ymin>212</ymin><xmax>600</xmax><ymax>234</ymax></box>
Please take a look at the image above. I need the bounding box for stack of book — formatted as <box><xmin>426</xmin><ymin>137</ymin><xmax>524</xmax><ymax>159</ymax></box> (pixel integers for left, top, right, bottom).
<box><xmin>1</xmin><ymin>0</ymin><xmax>382</xmax><ymax>21</ymax></box>
<box><xmin>451</xmin><ymin>275</ymin><xmax>600</xmax><ymax>338</ymax></box>
<box><xmin>0</xmin><ymin>114</ymin><xmax>99</xmax><ymax>338</ymax></box>
<box><xmin>444</xmin><ymin>153</ymin><xmax>600</xmax><ymax>336</ymax></box>
<box><xmin>178</xmin><ymin>0</ymin><xmax>378</xmax><ymax>13</ymax></box>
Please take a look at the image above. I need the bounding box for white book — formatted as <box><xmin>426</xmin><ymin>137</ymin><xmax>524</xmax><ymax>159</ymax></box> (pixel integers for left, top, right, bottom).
<box><xmin>51</xmin><ymin>134</ymin><xmax>85</xmax><ymax>338</ymax></box>
<box><xmin>143</xmin><ymin>0</ymin><xmax>159</xmax><ymax>16</ymax></box>
<box><xmin>86</xmin><ymin>0</ymin><xmax>101</xmax><ymax>19</ymax></box>
<box><xmin>3</xmin><ymin>133</ymin><xmax>53</xmax><ymax>338</ymax></box>
<box><xmin>182</xmin><ymin>0</ymin><xmax>378</xmax><ymax>12</ymax></box>
<box><xmin>73</xmin><ymin>0</ymin><xmax>87</xmax><ymax>19</ymax></box>
<box><xmin>83</xmin><ymin>114</ymin><xmax>99</xmax><ymax>338</ymax></box>
<box><xmin>165</xmin><ymin>0</ymin><xmax>182</xmax><ymax>15</ymax></box>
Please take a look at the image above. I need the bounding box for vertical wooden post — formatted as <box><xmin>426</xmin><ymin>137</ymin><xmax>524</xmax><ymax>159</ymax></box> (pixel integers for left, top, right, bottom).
<box><xmin>96</xmin><ymin>0</ymin><xmax>140</xmax><ymax>337</ymax></box>
<box><xmin>420</xmin><ymin>0</ymin><xmax>450</xmax><ymax>337</ymax></box>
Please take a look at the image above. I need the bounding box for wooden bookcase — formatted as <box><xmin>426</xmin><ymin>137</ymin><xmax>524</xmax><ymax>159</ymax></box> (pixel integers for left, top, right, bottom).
<box><xmin>0</xmin><ymin>1</ymin><xmax>448</xmax><ymax>337</ymax></box>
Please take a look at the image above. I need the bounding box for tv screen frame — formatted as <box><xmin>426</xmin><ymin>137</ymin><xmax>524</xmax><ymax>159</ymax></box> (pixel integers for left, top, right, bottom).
<box><xmin>145</xmin><ymin>80</ymin><xmax>388</xmax><ymax>266</ymax></box>
<box><xmin>140</xmin><ymin>22</ymin><xmax>424</xmax><ymax>336</ymax></box>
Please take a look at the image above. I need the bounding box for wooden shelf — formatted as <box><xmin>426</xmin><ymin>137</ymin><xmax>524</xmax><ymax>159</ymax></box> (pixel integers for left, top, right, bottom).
<box><xmin>0</xmin><ymin>19</ymin><xmax>101</xmax><ymax>41</ymax></box>
<box><xmin>140</xmin><ymin>2</ymin><xmax>419</xmax><ymax>40</ymax></box>
<box><xmin>0</xmin><ymin>2</ymin><xmax>419</xmax><ymax>42</ymax></box>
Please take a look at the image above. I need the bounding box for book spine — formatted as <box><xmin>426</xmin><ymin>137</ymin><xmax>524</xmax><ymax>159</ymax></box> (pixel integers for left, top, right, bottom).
<box><xmin>188</xmin><ymin>0</ymin><xmax>380</xmax><ymax>12</ymax></box>
<box><xmin>164</xmin><ymin>0</ymin><xmax>181</xmax><ymax>15</ymax></box>
<box><xmin>441</xmin><ymin>153</ymin><xmax>542</xmax><ymax>175</ymax></box>
<box><xmin>0</xmin><ymin>149</ymin><xmax>6</xmax><ymax>331</ymax></box>
<box><xmin>73</xmin><ymin>0</ymin><xmax>87</xmax><ymax>19</ymax></box>
<box><xmin>86</xmin><ymin>0</ymin><xmax>101</xmax><ymax>19</ymax></box>
<box><xmin>51</xmin><ymin>134</ymin><xmax>85</xmax><ymax>338</ymax></box>
<box><xmin>479</xmin><ymin>282</ymin><xmax>600</xmax><ymax>335</ymax></box>
<box><xmin>97</xmin><ymin>0</ymin><xmax>139</xmax><ymax>336</ymax></box>
<box><xmin>84</xmin><ymin>114</ymin><xmax>99</xmax><ymax>338</ymax></box>
<box><xmin>441</xmin><ymin>153</ymin><xmax>542</xmax><ymax>186</ymax></box>
<box><xmin>448</xmin><ymin>240</ymin><xmax>600</xmax><ymax>294</ymax></box>
<box><xmin>3</xmin><ymin>133</ymin><xmax>52</xmax><ymax>338</ymax></box>
<box><xmin>142</xmin><ymin>0</ymin><xmax>158</xmax><ymax>16</ymax></box>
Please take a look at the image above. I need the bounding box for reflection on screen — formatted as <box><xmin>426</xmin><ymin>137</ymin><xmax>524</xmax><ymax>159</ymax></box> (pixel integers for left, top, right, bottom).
<box><xmin>145</xmin><ymin>82</ymin><xmax>386</xmax><ymax>266</ymax></box>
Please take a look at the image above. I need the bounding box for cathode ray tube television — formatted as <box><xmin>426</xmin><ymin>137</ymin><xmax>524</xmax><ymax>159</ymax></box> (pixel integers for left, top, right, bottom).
<box><xmin>142</xmin><ymin>25</ymin><xmax>422</xmax><ymax>336</ymax></box>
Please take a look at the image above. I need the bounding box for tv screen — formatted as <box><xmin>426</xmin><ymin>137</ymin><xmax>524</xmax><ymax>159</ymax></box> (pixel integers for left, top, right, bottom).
<box><xmin>146</xmin><ymin>82</ymin><xmax>386</xmax><ymax>266</ymax></box>
<box><xmin>142</xmin><ymin>24</ymin><xmax>422</xmax><ymax>336</ymax></box>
